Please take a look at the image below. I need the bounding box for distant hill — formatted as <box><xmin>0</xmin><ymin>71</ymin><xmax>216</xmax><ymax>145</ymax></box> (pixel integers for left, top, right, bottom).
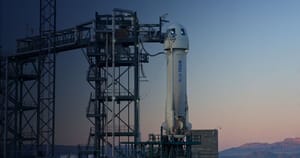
<box><xmin>220</xmin><ymin>138</ymin><xmax>300</xmax><ymax>158</ymax></box>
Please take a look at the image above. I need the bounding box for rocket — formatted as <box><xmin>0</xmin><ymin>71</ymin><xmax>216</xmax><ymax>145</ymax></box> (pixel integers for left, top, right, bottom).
<box><xmin>162</xmin><ymin>24</ymin><xmax>192</xmax><ymax>136</ymax></box>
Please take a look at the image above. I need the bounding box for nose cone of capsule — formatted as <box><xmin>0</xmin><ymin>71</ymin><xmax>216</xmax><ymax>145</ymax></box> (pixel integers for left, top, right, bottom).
<box><xmin>164</xmin><ymin>23</ymin><xmax>189</xmax><ymax>51</ymax></box>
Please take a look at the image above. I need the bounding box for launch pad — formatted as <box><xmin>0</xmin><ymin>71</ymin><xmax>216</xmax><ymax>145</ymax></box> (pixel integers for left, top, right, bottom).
<box><xmin>121</xmin><ymin>128</ymin><xmax>218</xmax><ymax>158</ymax></box>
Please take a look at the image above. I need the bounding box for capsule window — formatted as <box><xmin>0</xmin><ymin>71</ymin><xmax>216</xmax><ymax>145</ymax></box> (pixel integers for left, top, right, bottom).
<box><xmin>169</xmin><ymin>28</ymin><xmax>176</xmax><ymax>36</ymax></box>
<box><xmin>180</xmin><ymin>28</ymin><xmax>185</xmax><ymax>35</ymax></box>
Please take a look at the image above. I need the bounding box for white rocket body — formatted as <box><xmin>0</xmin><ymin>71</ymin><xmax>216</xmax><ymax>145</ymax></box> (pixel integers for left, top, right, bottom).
<box><xmin>162</xmin><ymin>24</ymin><xmax>192</xmax><ymax>136</ymax></box>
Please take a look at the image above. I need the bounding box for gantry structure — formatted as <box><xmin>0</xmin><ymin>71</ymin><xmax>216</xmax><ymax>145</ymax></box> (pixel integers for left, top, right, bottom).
<box><xmin>83</xmin><ymin>9</ymin><xmax>164</xmax><ymax>158</ymax></box>
<box><xmin>0</xmin><ymin>7</ymin><xmax>165</xmax><ymax>158</ymax></box>
<box><xmin>1</xmin><ymin>0</ymin><xmax>56</xmax><ymax>157</ymax></box>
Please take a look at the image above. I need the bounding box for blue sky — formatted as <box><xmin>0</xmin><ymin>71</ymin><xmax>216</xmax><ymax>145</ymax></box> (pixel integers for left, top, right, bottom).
<box><xmin>2</xmin><ymin>0</ymin><xmax>300</xmax><ymax>150</ymax></box>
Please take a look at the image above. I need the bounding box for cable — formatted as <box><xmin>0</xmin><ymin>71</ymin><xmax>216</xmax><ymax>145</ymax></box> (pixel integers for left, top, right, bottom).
<box><xmin>148</xmin><ymin>51</ymin><xmax>165</xmax><ymax>57</ymax></box>
<box><xmin>140</xmin><ymin>62</ymin><xmax>147</xmax><ymax>79</ymax></box>
<box><xmin>139</xmin><ymin>39</ymin><xmax>165</xmax><ymax>57</ymax></box>
<box><xmin>139</xmin><ymin>39</ymin><xmax>165</xmax><ymax>81</ymax></box>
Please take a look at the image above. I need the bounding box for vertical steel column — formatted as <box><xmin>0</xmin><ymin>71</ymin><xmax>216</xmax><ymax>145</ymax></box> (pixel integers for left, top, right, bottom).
<box><xmin>39</xmin><ymin>0</ymin><xmax>56</xmax><ymax>157</ymax></box>
<box><xmin>133</xmin><ymin>12</ymin><xmax>140</xmax><ymax>144</ymax></box>
<box><xmin>0</xmin><ymin>56</ymin><xmax>3</xmax><ymax>157</ymax></box>
<box><xmin>111</xmin><ymin>10</ymin><xmax>116</xmax><ymax>158</ymax></box>
<box><xmin>3</xmin><ymin>57</ymin><xmax>8</xmax><ymax>158</ymax></box>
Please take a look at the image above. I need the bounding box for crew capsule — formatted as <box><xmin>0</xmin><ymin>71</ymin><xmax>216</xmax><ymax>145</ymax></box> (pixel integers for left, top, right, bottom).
<box><xmin>164</xmin><ymin>23</ymin><xmax>189</xmax><ymax>51</ymax></box>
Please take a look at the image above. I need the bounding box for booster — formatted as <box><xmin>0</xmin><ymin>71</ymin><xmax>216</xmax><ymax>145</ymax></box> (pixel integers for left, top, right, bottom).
<box><xmin>162</xmin><ymin>24</ymin><xmax>192</xmax><ymax>136</ymax></box>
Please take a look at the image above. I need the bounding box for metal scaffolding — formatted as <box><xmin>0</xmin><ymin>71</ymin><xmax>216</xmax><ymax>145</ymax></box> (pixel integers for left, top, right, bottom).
<box><xmin>0</xmin><ymin>0</ymin><xmax>56</xmax><ymax>157</ymax></box>
<box><xmin>1</xmin><ymin>8</ymin><xmax>164</xmax><ymax>158</ymax></box>
<box><xmin>0</xmin><ymin>56</ymin><xmax>41</xmax><ymax>157</ymax></box>
<box><xmin>84</xmin><ymin>9</ymin><xmax>163</xmax><ymax>158</ymax></box>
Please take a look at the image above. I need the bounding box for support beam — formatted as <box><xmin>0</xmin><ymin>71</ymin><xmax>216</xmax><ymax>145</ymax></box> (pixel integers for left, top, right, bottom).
<box><xmin>38</xmin><ymin>0</ymin><xmax>56</xmax><ymax>157</ymax></box>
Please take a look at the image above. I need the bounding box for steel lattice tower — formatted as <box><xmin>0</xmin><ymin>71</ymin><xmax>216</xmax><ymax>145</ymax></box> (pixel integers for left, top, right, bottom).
<box><xmin>84</xmin><ymin>9</ymin><xmax>164</xmax><ymax>158</ymax></box>
<box><xmin>38</xmin><ymin>0</ymin><xmax>56</xmax><ymax>157</ymax></box>
<box><xmin>0</xmin><ymin>0</ymin><xmax>56</xmax><ymax>157</ymax></box>
<box><xmin>1</xmin><ymin>56</ymin><xmax>41</xmax><ymax>158</ymax></box>
<box><xmin>85</xmin><ymin>10</ymin><xmax>143</xmax><ymax>158</ymax></box>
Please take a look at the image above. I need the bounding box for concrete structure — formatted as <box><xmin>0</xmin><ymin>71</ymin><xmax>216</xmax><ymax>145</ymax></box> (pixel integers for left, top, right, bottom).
<box><xmin>191</xmin><ymin>129</ymin><xmax>218</xmax><ymax>158</ymax></box>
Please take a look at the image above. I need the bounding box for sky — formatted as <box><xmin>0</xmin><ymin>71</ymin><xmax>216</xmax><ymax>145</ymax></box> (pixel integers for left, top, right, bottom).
<box><xmin>2</xmin><ymin>0</ymin><xmax>300</xmax><ymax>151</ymax></box>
